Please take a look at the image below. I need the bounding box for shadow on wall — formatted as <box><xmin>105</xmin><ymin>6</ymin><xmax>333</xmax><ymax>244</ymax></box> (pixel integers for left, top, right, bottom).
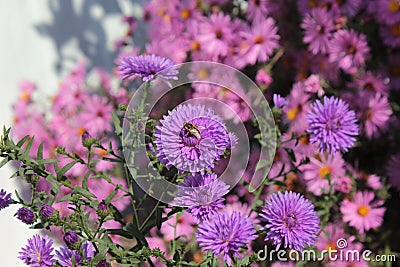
<box><xmin>34</xmin><ymin>0</ymin><xmax>147</xmax><ymax>73</ymax></box>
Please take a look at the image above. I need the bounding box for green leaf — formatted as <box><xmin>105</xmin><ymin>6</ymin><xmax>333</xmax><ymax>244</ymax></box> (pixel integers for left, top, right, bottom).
<box><xmin>36</xmin><ymin>159</ymin><xmax>59</xmax><ymax>165</ymax></box>
<box><xmin>46</xmin><ymin>174</ymin><xmax>61</xmax><ymax>193</ymax></box>
<box><xmin>23</xmin><ymin>136</ymin><xmax>34</xmax><ymax>157</ymax></box>
<box><xmin>37</xmin><ymin>142</ymin><xmax>44</xmax><ymax>160</ymax></box>
<box><xmin>104</xmin><ymin>185</ymin><xmax>120</xmax><ymax>204</ymax></box>
<box><xmin>112</xmin><ymin>111</ymin><xmax>123</xmax><ymax>136</ymax></box>
<box><xmin>0</xmin><ymin>157</ymin><xmax>9</xmax><ymax>169</ymax></box>
<box><xmin>106</xmin><ymin>229</ymin><xmax>133</xmax><ymax>239</ymax></box>
<box><xmin>16</xmin><ymin>135</ymin><xmax>30</xmax><ymax>148</ymax></box>
<box><xmin>57</xmin><ymin>161</ymin><xmax>77</xmax><ymax>180</ymax></box>
<box><xmin>73</xmin><ymin>186</ymin><xmax>96</xmax><ymax>199</ymax></box>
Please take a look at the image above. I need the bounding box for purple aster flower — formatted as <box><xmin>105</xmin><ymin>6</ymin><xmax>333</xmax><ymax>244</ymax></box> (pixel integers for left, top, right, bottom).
<box><xmin>56</xmin><ymin>246</ymin><xmax>82</xmax><ymax>266</ymax></box>
<box><xmin>260</xmin><ymin>191</ymin><xmax>320</xmax><ymax>251</ymax></box>
<box><xmin>380</xmin><ymin>22</ymin><xmax>400</xmax><ymax>48</ymax></box>
<box><xmin>0</xmin><ymin>189</ymin><xmax>12</xmax><ymax>210</ymax></box>
<box><xmin>175</xmin><ymin>173</ymin><xmax>229</xmax><ymax>223</ymax></box>
<box><xmin>377</xmin><ymin>0</ymin><xmax>400</xmax><ymax>25</ymax></box>
<box><xmin>64</xmin><ymin>231</ymin><xmax>79</xmax><ymax>248</ymax></box>
<box><xmin>273</xmin><ymin>94</ymin><xmax>287</xmax><ymax>109</ymax></box>
<box><xmin>307</xmin><ymin>96</ymin><xmax>359</xmax><ymax>154</ymax></box>
<box><xmin>16</xmin><ymin>207</ymin><xmax>35</xmax><ymax>224</ymax></box>
<box><xmin>154</xmin><ymin>104</ymin><xmax>236</xmax><ymax>174</ymax></box>
<box><xmin>301</xmin><ymin>8</ymin><xmax>335</xmax><ymax>55</ymax></box>
<box><xmin>56</xmin><ymin>241</ymin><xmax>95</xmax><ymax>267</ymax></box>
<box><xmin>196</xmin><ymin>211</ymin><xmax>257</xmax><ymax>265</ymax></box>
<box><xmin>118</xmin><ymin>54</ymin><xmax>178</xmax><ymax>82</ymax></box>
<box><xmin>97</xmin><ymin>260</ymin><xmax>111</xmax><ymax>267</ymax></box>
<box><xmin>328</xmin><ymin>29</ymin><xmax>370</xmax><ymax>74</ymax></box>
<box><xmin>39</xmin><ymin>205</ymin><xmax>54</xmax><ymax>219</ymax></box>
<box><xmin>18</xmin><ymin>234</ymin><xmax>55</xmax><ymax>267</ymax></box>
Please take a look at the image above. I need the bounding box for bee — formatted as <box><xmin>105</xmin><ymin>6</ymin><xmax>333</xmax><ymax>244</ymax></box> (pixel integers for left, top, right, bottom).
<box><xmin>183</xmin><ymin>122</ymin><xmax>204</xmax><ymax>139</ymax></box>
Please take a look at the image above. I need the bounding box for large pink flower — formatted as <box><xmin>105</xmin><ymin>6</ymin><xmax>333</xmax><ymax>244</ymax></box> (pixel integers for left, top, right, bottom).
<box><xmin>340</xmin><ymin>191</ymin><xmax>385</xmax><ymax>233</ymax></box>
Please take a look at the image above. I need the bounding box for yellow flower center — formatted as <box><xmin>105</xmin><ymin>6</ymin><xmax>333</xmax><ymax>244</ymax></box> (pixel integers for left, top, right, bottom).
<box><xmin>98</xmin><ymin>149</ymin><xmax>107</xmax><ymax>157</ymax></box>
<box><xmin>357</xmin><ymin>205</ymin><xmax>370</xmax><ymax>217</ymax></box>
<box><xmin>197</xmin><ymin>69</ymin><xmax>209</xmax><ymax>79</ymax></box>
<box><xmin>191</xmin><ymin>41</ymin><xmax>201</xmax><ymax>51</ymax></box>
<box><xmin>299</xmin><ymin>135</ymin><xmax>310</xmax><ymax>145</ymax></box>
<box><xmin>391</xmin><ymin>22</ymin><xmax>400</xmax><ymax>37</ymax></box>
<box><xmin>254</xmin><ymin>35</ymin><xmax>264</xmax><ymax>44</ymax></box>
<box><xmin>325</xmin><ymin>241</ymin><xmax>338</xmax><ymax>251</ymax></box>
<box><xmin>77</xmin><ymin>127</ymin><xmax>86</xmax><ymax>136</ymax></box>
<box><xmin>20</xmin><ymin>91</ymin><xmax>30</xmax><ymax>101</ymax></box>
<box><xmin>308</xmin><ymin>0</ymin><xmax>318</xmax><ymax>8</ymax></box>
<box><xmin>286</xmin><ymin>107</ymin><xmax>298</xmax><ymax>121</ymax></box>
<box><xmin>389</xmin><ymin>0</ymin><xmax>400</xmax><ymax>13</ymax></box>
<box><xmin>180</xmin><ymin>9</ymin><xmax>191</xmax><ymax>20</ymax></box>
<box><xmin>319</xmin><ymin>166</ymin><xmax>331</xmax><ymax>178</ymax></box>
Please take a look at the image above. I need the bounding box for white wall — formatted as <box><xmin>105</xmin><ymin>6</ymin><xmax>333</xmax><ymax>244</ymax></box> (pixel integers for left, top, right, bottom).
<box><xmin>0</xmin><ymin>0</ymin><xmax>142</xmax><ymax>265</ymax></box>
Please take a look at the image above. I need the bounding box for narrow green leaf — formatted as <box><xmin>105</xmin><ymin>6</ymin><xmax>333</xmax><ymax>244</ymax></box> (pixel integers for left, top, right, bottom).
<box><xmin>46</xmin><ymin>174</ymin><xmax>61</xmax><ymax>193</ymax></box>
<box><xmin>37</xmin><ymin>142</ymin><xmax>44</xmax><ymax>160</ymax></box>
<box><xmin>57</xmin><ymin>161</ymin><xmax>77</xmax><ymax>180</ymax></box>
<box><xmin>73</xmin><ymin>186</ymin><xmax>96</xmax><ymax>199</ymax></box>
<box><xmin>0</xmin><ymin>157</ymin><xmax>9</xmax><ymax>169</ymax></box>
<box><xmin>16</xmin><ymin>135</ymin><xmax>30</xmax><ymax>148</ymax></box>
<box><xmin>24</xmin><ymin>137</ymin><xmax>34</xmax><ymax>156</ymax></box>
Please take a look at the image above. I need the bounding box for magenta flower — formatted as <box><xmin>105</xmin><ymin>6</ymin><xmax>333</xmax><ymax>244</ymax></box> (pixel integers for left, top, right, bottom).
<box><xmin>340</xmin><ymin>191</ymin><xmax>385</xmax><ymax>233</ymax></box>
<box><xmin>56</xmin><ymin>241</ymin><xmax>95</xmax><ymax>267</ymax></box>
<box><xmin>307</xmin><ymin>96</ymin><xmax>359</xmax><ymax>154</ymax></box>
<box><xmin>273</xmin><ymin>94</ymin><xmax>287</xmax><ymax>109</ymax></box>
<box><xmin>360</xmin><ymin>93</ymin><xmax>392</xmax><ymax>139</ymax></box>
<box><xmin>198</xmin><ymin>13</ymin><xmax>235</xmax><ymax>57</ymax></box>
<box><xmin>380</xmin><ymin>22</ymin><xmax>400</xmax><ymax>48</ymax></box>
<box><xmin>175</xmin><ymin>173</ymin><xmax>229</xmax><ymax>223</ymax></box>
<box><xmin>80</xmin><ymin>95</ymin><xmax>113</xmax><ymax>135</ymax></box>
<box><xmin>260</xmin><ymin>191</ymin><xmax>320</xmax><ymax>251</ymax></box>
<box><xmin>19</xmin><ymin>234</ymin><xmax>55</xmax><ymax>267</ymax></box>
<box><xmin>377</xmin><ymin>0</ymin><xmax>400</xmax><ymax>25</ymax></box>
<box><xmin>300</xmin><ymin>152</ymin><xmax>346</xmax><ymax>196</ymax></box>
<box><xmin>349</xmin><ymin>71</ymin><xmax>389</xmax><ymax>97</ymax></box>
<box><xmin>328</xmin><ymin>29</ymin><xmax>370</xmax><ymax>74</ymax></box>
<box><xmin>118</xmin><ymin>54</ymin><xmax>178</xmax><ymax>82</ymax></box>
<box><xmin>301</xmin><ymin>8</ymin><xmax>335</xmax><ymax>55</ymax></box>
<box><xmin>154</xmin><ymin>104</ymin><xmax>236</xmax><ymax>174</ymax></box>
<box><xmin>196</xmin><ymin>211</ymin><xmax>257</xmax><ymax>265</ymax></box>
<box><xmin>245</xmin><ymin>0</ymin><xmax>273</xmax><ymax>22</ymax></box>
<box><xmin>240</xmin><ymin>17</ymin><xmax>280</xmax><ymax>65</ymax></box>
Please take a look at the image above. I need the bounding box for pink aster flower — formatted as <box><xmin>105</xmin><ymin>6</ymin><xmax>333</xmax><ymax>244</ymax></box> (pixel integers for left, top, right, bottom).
<box><xmin>301</xmin><ymin>8</ymin><xmax>335</xmax><ymax>55</ymax></box>
<box><xmin>333</xmin><ymin>0</ymin><xmax>363</xmax><ymax>17</ymax></box>
<box><xmin>300</xmin><ymin>153</ymin><xmax>346</xmax><ymax>196</ymax></box>
<box><xmin>360</xmin><ymin>93</ymin><xmax>392</xmax><ymax>139</ymax></box>
<box><xmin>340</xmin><ymin>191</ymin><xmax>385</xmax><ymax>233</ymax></box>
<box><xmin>80</xmin><ymin>95</ymin><xmax>113</xmax><ymax>135</ymax></box>
<box><xmin>240</xmin><ymin>17</ymin><xmax>280</xmax><ymax>65</ymax></box>
<box><xmin>328</xmin><ymin>29</ymin><xmax>370</xmax><ymax>74</ymax></box>
<box><xmin>376</xmin><ymin>0</ymin><xmax>400</xmax><ymax>25</ymax></box>
<box><xmin>348</xmin><ymin>71</ymin><xmax>390</xmax><ymax>97</ymax></box>
<box><xmin>304</xmin><ymin>74</ymin><xmax>324</xmax><ymax>96</ymax></box>
<box><xmin>334</xmin><ymin>176</ymin><xmax>352</xmax><ymax>193</ymax></box>
<box><xmin>315</xmin><ymin>223</ymin><xmax>351</xmax><ymax>252</ymax></box>
<box><xmin>198</xmin><ymin>13</ymin><xmax>235</xmax><ymax>58</ymax></box>
<box><xmin>245</xmin><ymin>0</ymin><xmax>273</xmax><ymax>22</ymax></box>
<box><xmin>283</xmin><ymin>82</ymin><xmax>311</xmax><ymax>132</ymax></box>
<box><xmin>380</xmin><ymin>22</ymin><xmax>400</xmax><ymax>48</ymax></box>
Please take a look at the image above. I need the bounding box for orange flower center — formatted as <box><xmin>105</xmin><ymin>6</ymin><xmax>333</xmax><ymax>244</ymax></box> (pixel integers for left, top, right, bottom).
<box><xmin>77</xmin><ymin>127</ymin><xmax>86</xmax><ymax>136</ymax></box>
<box><xmin>389</xmin><ymin>0</ymin><xmax>400</xmax><ymax>13</ymax></box>
<box><xmin>180</xmin><ymin>9</ymin><xmax>191</xmax><ymax>19</ymax></box>
<box><xmin>391</xmin><ymin>23</ymin><xmax>400</xmax><ymax>37</ymax></box>
<box><xmin>20</xmin><ymin>91</ymin><xmax>30</xmax><ymax>101</ymax></box>
<box><xmin>286</xmin><ymin>107</ymin><xmax>298</xmax><ymax>121</ymax></box>
<box><xmin>191</xmin><ymin>41</ymin><xmax>201</xmax><ymax>51</ymax></box>
<box><xmin>98</xmin><ymin>149</ymin><xmax>107</xmax><ymax>157</ymax></box>
<box><xmin>319</xmin><ymin>166</ymin><xmax>331</xmax><ymax>178</ymax></box>
<box><xmin>299</xmin><ymin>135</ymin><xmax>310</xmax><ymax>145</ymax></box>
<box><xmin>308</xmin><ymin>0</ymin><xmax>318</xmax><ymax>8</ymax></box>
<box><xmin>357</xmin><ymin>205</ymin><xmax>370</xmax><ymax>217</ymax></box>
<box><xmin>254</xmin><ymin>35</ymin><xmax>264</xmax><ymax>44</ymax></box>
<box><xmin>197</xmin><ymin>69</ymin><xmax>209</xmax><ymax>79</ymax></box>
<box><xmin>325</xmin><ymin>241</ymin><xmax>338</xmax><ymax>251</ymax></box>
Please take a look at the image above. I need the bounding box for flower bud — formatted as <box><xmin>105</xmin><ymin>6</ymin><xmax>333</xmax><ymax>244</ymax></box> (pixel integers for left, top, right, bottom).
<box><xmin>96</xmin><ymin>200</ymin><xmax>109</xmax><ymax>219</ymax></box>
<box><xmin>64</xmin><ymin>231</ymin><xmax>80</xmax><ymax>250</ymax></box>
<box><xmin>81</xmin><ymin>131</ymin><xmax>96</xmax><ymax>148</ymax></box>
